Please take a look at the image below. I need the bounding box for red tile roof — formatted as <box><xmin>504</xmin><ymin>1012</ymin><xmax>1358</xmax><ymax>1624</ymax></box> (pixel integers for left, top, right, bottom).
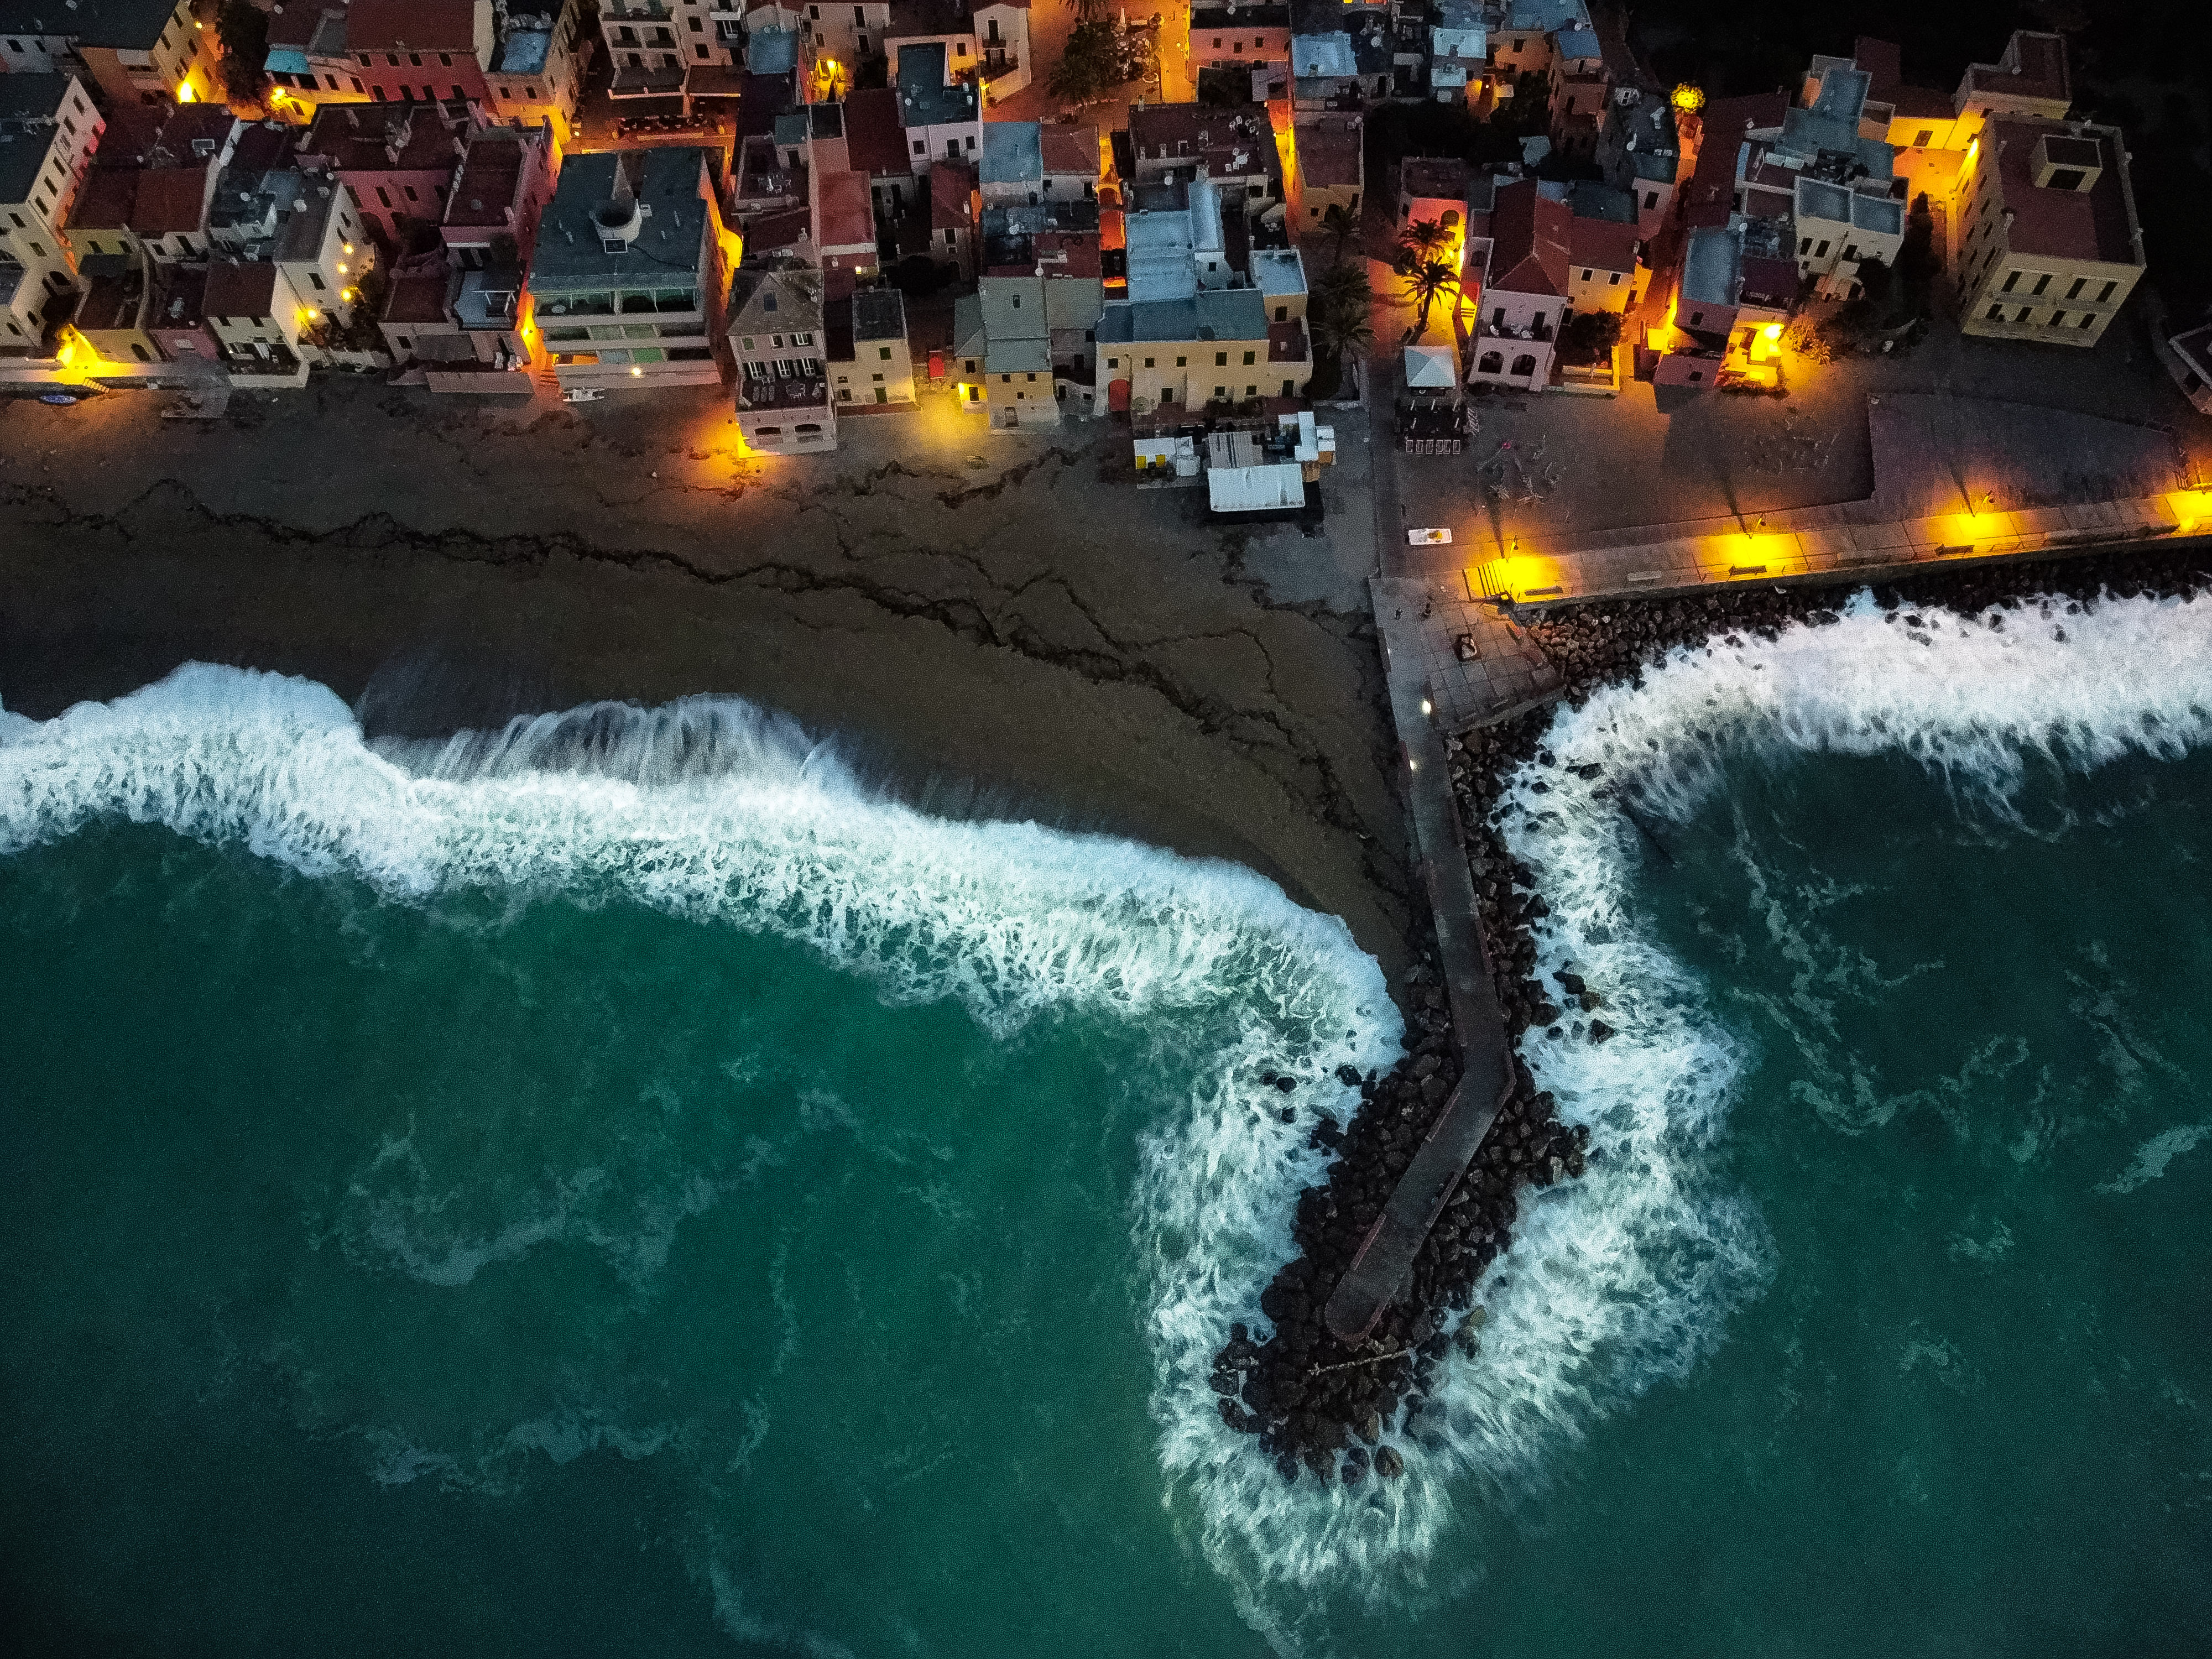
<box><xmin>1040</xmin><ymin>124</ymin><xmax>1097</xmax><ymax>177</ymax></box>
<box><xmin>446</xmin><ymin>131</ymin><xmax>529</xmax><ymax>228</ymax></box>
<box><xmin>1296</xmin><ymin>113</ymin><xmax>1361</xmax><ymax>189</ymax></box>
<box><xmin>1568</xmin><ymin>212</ymin><xmax>1637</xmax><ymax>275</ymax></box>
<box><xmin>347</xmin><ymin>0</ymin><xmax>482</xmax><ymax>52</ymax></box>
<box><xmin>1484</xmin><ymin>178</ymin><xmax>1571</xmax><ymax>298</ymax></box>
<box><xmin>843</xmin><ymin>88</ymin><xmax>911</xmax><ymax>178</ymax></box>
<box><xmin>930</xmin><ymin>159</ymin><xmax>973</xmax><ymax>228</ymax></box>
<box><xmin>1034</xmin><ymin>229</ymin><xmax>1098</xmax><ymax>276</ymax></box>
<box><xmin>814</xmin><ymin>169</ymin><xmax>874</xmax><ymax>249</ymax></box>
<box><xmin>302</xmin><ymin>103</ymin><xmax>464</xmax><ymax>173</ymax></box>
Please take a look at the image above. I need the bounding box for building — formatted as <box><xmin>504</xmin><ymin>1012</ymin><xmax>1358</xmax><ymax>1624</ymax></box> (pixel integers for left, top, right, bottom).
<box><xmin>70</xmin><ymin>252</ymin><xmax>160</xmax><ymax>364</ymax></box>
<box><xmin>1397</xmin><ymin>154</ymin><xmax>1469</xmax><ymax>238</ymax></box>
<box><xmin>205</xmin><ymin>123</ymin><xmax>375</xmax><ymax>330</ymax></box>
<box><xmin>62</xmin><ymin>104</ymin><xmax>238</xmax><ymax>276</ymax></box>
<box><xmin>802</xmin><ymin>0</ymin><xmax>1029</xmax><ymax>101</ymax></box>
<box><xmin>145</xmin><ymin>258</ymin><xmax>218</xmax><ymax>362</ymax></box>
<box><xmin>599</xmin><ymin>0</ymin><xmax>687</xmax><ymax>99</ymax></box>
<box><xmin>1125</xmin><ymin>102</ymin><xmax>1286</xmax><ymax>228</ymax></box>
<box><xmin>1546</xmin><ymin>25</ymin><xmax>1608</xmax><ymax>158</ymax></box>
<box><xmin>1489</xmin><ymin>0</ymin><xmax>1588</xmax><ymax>87</ymax></box>
<box><xmin>1955</xmin><ymin>118</ymin><xmax>2144</xmax><ymax>348</ymax></box>
<box><xmin>1736</xmin><ymin>63</ymin><xmax>1906</xmax><ymax>299</ymax></box>
<box><xmin>1609</xmin><ymin>92</ymin><xmax>1680</xmax><ymax>239</ymax></box>
<box><xmin>297</xmin><ymin>103</ymin><xmax>468</xmax><ymax>244</ymax></box>
<box><xmin>528</xmin><ymin>147</ymin><xmax>731</xmax><ymax>390</ymax></box>
<box><xmin>1652</xmin><ymin>217</ymin><xmax>1796</xmax><ymax>387</ymax></box>
<box><xmin>1</xmin><ymin>72</ymin><xmax>105</xmax><ymax>354</ymax></box>
<box><xmin>830</xmin><ymin>283</ymin><xmax>911</xmax><ymax>403</ymax></box>
<box><xmin>842</xmin><ymin>86</ymin><xmax>916</xmax><ymax>225</ymax></box>
<box><xmin>895</xmin><ymin>42</ymin><xmax>980</xmax><ymax>172</ymax></box>
<box><xmin>1292</xmin><ymin>111</ymin><xmax>1361</xmax><ymax>232</ymax></box>
<box><xmin>0</xmin><ymin>0</ymin><xmax>217</xmax><ymax>112</ymax></box>
<box><xmin>203</xmin><ymin>254</ymin><xmax>310</xmax><ymax>379</ymax></box>
<box><xmin>377</xmin><ymin>118</ymin><xmax>557</xmax><ymax>379</ymax></box>
<box><xmin>980</xmin><ymin>120</ymin><xmax>1042</xmax><ymax>207</ymax></box>
<box><xmin>1040</xmin><ymin>124</ymin><xmax>1099</xmax><ymax>204</ymax></box>
<box><xmin>1560</xmin><ymin>181</ymin><xmax>1640</xmax><ymax>312</ymax></box>
<box><xmin>2164</xmin><ymin>323</ymin><xmax>2212</xmax><ymax>417</ymax></box>
<box><xmin>1188</xmin><ymin>1</ymin><xmax>1290</xmax><ymax>77</ymax></box>
<box><xmin>726</xmin><ymin>260</ymin><xmax>833</xmax><ymax>448</ymax></box>
<box><xmin>973</xmin><ymin>272</ymin><xmax>1056</xmax><ymax>427</ymax></box>
<box><xmin>1427</xmin><ymin>0</ymin><xmax>1485</xmax><ymax>105</ymax></box>
<box><xmin>482</xmin><ymin>1</ymin><xmax>588</xmax><ymax>140</ymax></box>
<box><xmin>929</xmin><ymin>158</ymin><xmax>977</xmax><ymax>276</ymax></box>
<box><xmin>1465</xmin><ymin>176</ymin><xmax>1568</xmax><ymax>389</ymax></box>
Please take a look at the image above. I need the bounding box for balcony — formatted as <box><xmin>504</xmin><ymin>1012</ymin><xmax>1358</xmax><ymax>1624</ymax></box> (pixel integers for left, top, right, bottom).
<box><xmin>737</xmin><ymin>372</ymin><xmax>831</xmax><ymax>411</ymax></box>
<box><xmin>608</xmin><ymin>58</ymin><xmax>688</xmax><ymax>95</ymax></box>
<box><xmin>602</xmin><ymin>0</ymin><xmax>673</xmax><ymax>19</ymax></box>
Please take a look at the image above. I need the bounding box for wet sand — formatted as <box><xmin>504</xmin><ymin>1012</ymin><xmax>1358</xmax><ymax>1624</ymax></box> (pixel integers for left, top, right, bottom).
<box><xmin>0</xmin><ymin>379</ymin><xmax>1416</xmax><ymax>974</ymax></box>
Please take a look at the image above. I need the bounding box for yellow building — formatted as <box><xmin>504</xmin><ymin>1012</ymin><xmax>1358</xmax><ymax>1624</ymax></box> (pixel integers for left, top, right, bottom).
<box><xmin>1</xmin><ymin>0</ymin><xmax>219</xmax><ymax>111</ymax></box>
<box><xmin>1956</xmin><ymin>118</ymin><xmax>2145</xmax><ymax>348</ymax></box>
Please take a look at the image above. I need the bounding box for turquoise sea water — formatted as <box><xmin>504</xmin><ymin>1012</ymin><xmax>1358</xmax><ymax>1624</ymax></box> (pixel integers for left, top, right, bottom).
<box><xmin>3</xmin><ymin>597</ymin><xmax>2210</xmax><ymax>1655</ymax></box>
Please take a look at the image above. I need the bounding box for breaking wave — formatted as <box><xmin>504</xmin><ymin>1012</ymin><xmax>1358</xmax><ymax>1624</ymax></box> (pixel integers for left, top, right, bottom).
<box><xmin>6</xmin><ymin>583</ymin><xmax>2210</xmax><ymax>1625</ymax></box>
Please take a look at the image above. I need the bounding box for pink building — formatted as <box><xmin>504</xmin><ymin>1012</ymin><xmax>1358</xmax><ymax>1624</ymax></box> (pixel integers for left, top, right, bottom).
<box><xmin>1465</xmin><ymin>179</ymin><xmax>1571</xmax><ymax>390</ymax></box>
<box><xmin>298</xmin><ymin>102</ymin><xmax>469</xmax><ymax>244</ymax></box>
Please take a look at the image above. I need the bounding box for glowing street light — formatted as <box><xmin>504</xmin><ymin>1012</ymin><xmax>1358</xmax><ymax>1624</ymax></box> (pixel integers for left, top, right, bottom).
<box><xmin>1670</xmin><ymin>83</ymin><xmax>1703</xmax><ymax>114</ymax></box>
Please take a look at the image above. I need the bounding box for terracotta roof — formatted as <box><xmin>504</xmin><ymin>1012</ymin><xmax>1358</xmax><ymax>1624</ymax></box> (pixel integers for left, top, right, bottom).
<box><xmin>1034</xmin><ymin>229</ymin><xmax>1099</xmax><ymax>276</ymax></box>
<box><xmin>744</xmin><ymin>205</ymin><xmax>813</xmax><ymax>253</ymax></box>
<box><xmin>1484</xmin><ymin>178</ymin><xmax>1570</xmax><ymax>296</ymax></box>
<box><xmin>815</xmin><ymin>169</ymin><xmax>875</xmax><ymax>249</ymax></box>
<box><xmin>930</xmin><ymin>159</ymin><xmax>973</xmax><ymax>228</ymax></box>
<box><xmin>1040</xmin><ymin>124</ymin><xmax>1097</xmax><ymax>177</ymax></box>
<box><xmin>204</xmin><ymin>258</ymin><xmax>280</xmax><ymax>320</ymax></box>
<box><xmin>1567</xmin><ymin>212</ymin><xmax>1636</xmax><ymax>275</ymax></box>
<box><xmin>128</xmin><ymin>167</ymin><xmax>210</xmax><ymax>234</ymax></box>
<box><xmin>844</xmin><ymin>88</ymin><xmax>910</xmax><ymax>178</ymax></box>
<box><xmin>347</xmin><ymin>0</ymin><xmax>481</xmax><ymax>52</ymax></box>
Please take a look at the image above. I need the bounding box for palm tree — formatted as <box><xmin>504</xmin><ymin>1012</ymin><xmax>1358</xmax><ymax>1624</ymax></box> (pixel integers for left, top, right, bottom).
<box><xmin>1311</xmin><ymin>258</ymin><xmax>1371</xmax><ymax>323</ymax></box>
<box><xmin>1307</xmin><ymin>266</ymin><xmax>1374</xmax><ymax>398</ymax></box>
<box><xmin>1401</xmin><ymin>257</ymin><xmax>1459</xmax><ymax>339</ymax></box>
<box><xmin>1396</xmin><ymin>217</ymin><xmax>1452</xmax><ymax>272</ymax></box>
<box><xmin>1320</xmin><ymin>202</ymin><xmax>1359</xmax><ymax>267</ymax></box>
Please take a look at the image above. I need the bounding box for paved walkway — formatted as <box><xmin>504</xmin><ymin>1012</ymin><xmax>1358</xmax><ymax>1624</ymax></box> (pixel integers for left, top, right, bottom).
<box><xmin>1373</xmin><ymin>576</ymin><xmax>1561</xmax><ymax>732</ymax></box>
<box><xmin>1322</xmin><ymin>575</ymin><xmax>1522</xmax><ymax>1345</ymax></box>
<box><xmin>1459</xmin><ymin>394</ymin><xmax>2210</xmax><ymax>606</ymax></box>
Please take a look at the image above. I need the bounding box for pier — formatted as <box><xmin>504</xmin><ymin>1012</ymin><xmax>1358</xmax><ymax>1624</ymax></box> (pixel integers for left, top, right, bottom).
<box><xmin>1323</xmin><ymin>579</ymin><xmax>1535</xmax><ymax>1344</ymax></box>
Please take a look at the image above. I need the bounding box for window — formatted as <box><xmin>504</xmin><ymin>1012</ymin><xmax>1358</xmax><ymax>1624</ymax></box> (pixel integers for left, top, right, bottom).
<box><xmin>359</xmin><ymin>51</ymin><xmax>372</xmax><ymax>64</ymax></box>
<box><xmin>1241</xmin><ymin>349</ymin><xmax>1254</xmax><ymax>365</ymax></box>
<box><xmin>500</xmin><ymin>83</ymin><xmax>512</xmax><ymax>96</ymax></box>
<box><xmin>309</xmin><ymin>272</ymin><xmax>326</xmax><ymax>290</ymax></box>
<box><xmin>2078</xmin><ymin>312</ymin><xmax>2094</xmax><ymax>329</ymax></box>
<box><xmin>1986</xmin><ymin>303</ymin><xmax>2004</xmax><ymax>320</ymax></box>
<box><xmin>1214</xmin><ymin>351</ymin><xmax>1227</xmax><ymax>366</ymax></box>
<box><xmin>1814</xmin><ymin>239</ymin><xmax>1829</xmax><ymax>258</ymax></box>
<box><xmin>1144</xmin><ymin>356</ymin><xmax>1154</xmax><ymax>367</ymax></box>
<box><xmin>1913</xmin><ymin>128</ymin><xmax>1935</xmax><ymax>148</ymax></box>
<box><xmin>2065</xmin><ymin>276</ymin><xmax>2086</xmax><ymax>300</ymax></box>
<box><xmin>351</xmin><ymin>76</ymin><xmax>363</xmax><ymax>92</ymax></box>
<box><xmin>1213</xmin><ymin>35</ymin><xmax>1222</xmax><ymax>45</ymax></box>
<box><xmin>1843</xmin><ymin>244</ymin><xmax>1858</xmax><ymax>262</ymax></box>
<box><xmin>696</xmin><ymin>44</ymin><xmax>707</xmax><ymax>55</ymax></box>
<box><xmin>387</xmin><ymin>52</ymin><xmax>400</xmax><ymax>64</ymax></box>
<box><xmin>526</xmin><ymin>85</ymin><xmax>538</xmax><ymax>98</ymax></box>
<box><xmin>377</xmin><ymin>185</ymin><xmax>393</xmax><ymax>207</ymax></box>
<box><xmin>1478</xmin><ymin>350</ymin><xmax>1502</xmax><ymax>373</ymax></box>
<box><xmin>965</xmin><ymin>135</ymin><xmax>976</xmax><ymax>151</ymax></box>
<box><xmin>2049</xmin><ymin>311</ymin><xmax>2066</xmax><ymax>328</ymax></box>
<box><xmin>1581</xmin><ymin>268</ymin><xmax>1593</xmax><ymax>281</ymax></box>
<box><xmin>1511</xmin><ymin>354</ymin><xmax>1536</xmax><ymax>377</ymax></box>
<box><xmin>1106</xmin><ymin>356</ymin><xmax>1118</xmax><ymax>368</ymax></box>
<box><xmin>1213</xmin><ymin>385</ymin><xmax>1225</xmax><ymax>399</ymax></box>
<box><xmin>372</xmin><ymin>85</ymin><xmax>387</xmax><ymax>98</ymax></box>
<box><xmin>1275</xmin><ymin>305</ymin><xmax>1287</xmax><ymax>322</ymax></box>
<box><xmin>1001</xmin><ymin>373</ymin><xmax>1011</xmax><ymax>383</ymax></box>
<box><xmin>1688</xmin><ymin>310</ymin><xmax>1702</xmax><ymax>326</ymax></box>
<box><xmin>2000</xmin><ymin>269</ymin><xmax>2020</xmax><ymax>293</ymax></box>
<box><xmin>2015</xmin><ymin>306</ymin><xmax>2032</xmax><ymax>323</ymax></box>
<box><xmin>1234</xmin><ymin>40</ymin><xmax>1243</xmax><ymax>50</ymax></box>
<box><xmin>1026</xmin><ymin>372</ymin><xmax>1036</xmax><ymax>382</ymax></box>
<box><xmin>2098</xmin><ymin>280</ymin><xmax>2117</xmax><ymax>302</ymax></box>
<box><xmin>1643</xmin><ymin>190</ymin><xmax>1657</xmax><ymax>210</ymax></box>
<box><xmin>2030</xmin><ymin>273</ymin><xmax>2051</xmax><ymax>296</ymax></box>
<box><xmin>878</xmin><ymin>345</ymin><xmax>891</xmax><ymax>360</ymax></box>
<box><xmin>914</xmin><ymin>139</ymin><xmax>925</xmax><ymax>155</ymax></box>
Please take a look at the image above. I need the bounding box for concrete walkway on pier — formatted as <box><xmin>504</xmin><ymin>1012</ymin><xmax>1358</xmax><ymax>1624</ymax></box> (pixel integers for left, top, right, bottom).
<box><xmin>1323</xmin><ymin>578</ymin><xmax>1524</xmax><ymax>1345</ymax></box>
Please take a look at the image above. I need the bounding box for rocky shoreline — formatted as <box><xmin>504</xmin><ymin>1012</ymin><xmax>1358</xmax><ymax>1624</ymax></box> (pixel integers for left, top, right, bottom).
<box><xmin>1212</xmin><ymin>538</ymin><xmax>2212</xmax><ymax>1489</ymax></box>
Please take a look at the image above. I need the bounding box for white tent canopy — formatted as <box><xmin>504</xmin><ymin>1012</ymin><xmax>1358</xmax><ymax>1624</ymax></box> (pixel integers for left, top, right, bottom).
<box><xmin>1404</xmin><ymin>344</ymin><xmax>1458</xmax><ymax>390</ymax></box>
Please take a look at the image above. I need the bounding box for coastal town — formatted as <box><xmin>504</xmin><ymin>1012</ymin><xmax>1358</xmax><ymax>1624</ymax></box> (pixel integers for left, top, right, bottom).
<box><xmin>6</xmin><ymin>0</ymin><xmax>2212</xmax><ymax>1589</ymax></box>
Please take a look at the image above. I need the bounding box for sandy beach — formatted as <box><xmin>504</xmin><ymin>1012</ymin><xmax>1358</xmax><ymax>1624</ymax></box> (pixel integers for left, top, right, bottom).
<box><xmin>0</xmin><ymin>379</ymin><xmax>1416</xmax><ymax>973</ymax></box>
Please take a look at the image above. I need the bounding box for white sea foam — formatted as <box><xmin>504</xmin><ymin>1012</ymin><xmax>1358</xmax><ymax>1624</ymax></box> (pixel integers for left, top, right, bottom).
<box><xmin>6</xmin><ymin>585</ymin><xmax>2210</xmax><ymax>1618</ymax></box>
<box><xmin>1159</xmin><ymin>584</ymin><xmax>2212</xmax><ymax>1612</ymax></box>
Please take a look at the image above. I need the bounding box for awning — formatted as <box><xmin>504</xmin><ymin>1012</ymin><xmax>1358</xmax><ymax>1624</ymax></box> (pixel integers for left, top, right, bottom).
<box><xmin>264</xmin><ymin>48</ymin><xmax>312</xmax><ymax>74</ymax></box>
<box><xmin>1107</xmin><ymin>378</ymin><xmax>1131</xmax><ymax>412</ymax></box>
<box><xmin>1404</xmin><ymin>343</ymin><xmax>1457</xmax><ymax>389</ymax></box>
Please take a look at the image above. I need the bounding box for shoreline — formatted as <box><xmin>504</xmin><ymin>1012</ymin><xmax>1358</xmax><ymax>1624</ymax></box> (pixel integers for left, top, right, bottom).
<box><xmin>0</xmin><ymin>384</ymin><xmax>1418</xmax><ymax>979</ymax></box>
<box><xmin>1209</xmin><ymin>536</ymin><xmax>2212</xmax><ymax>1486</ymax></box>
